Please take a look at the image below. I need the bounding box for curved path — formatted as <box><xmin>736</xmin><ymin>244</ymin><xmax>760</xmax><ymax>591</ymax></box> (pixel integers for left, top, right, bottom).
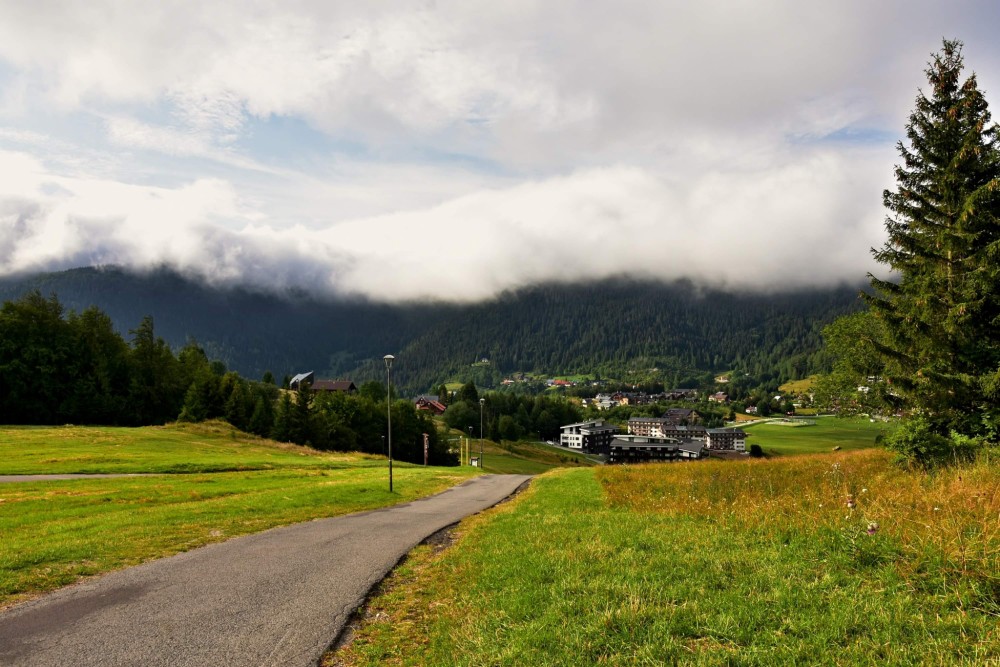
<box><xmin>0</xmin><ymin>474</ymin><xmax>532</xmax><ymax>667</ymax></box>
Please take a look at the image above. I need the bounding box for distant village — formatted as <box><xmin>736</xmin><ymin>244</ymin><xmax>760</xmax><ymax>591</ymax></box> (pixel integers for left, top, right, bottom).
<box><xmin>559</xmin><ymin>412</ymin><xmax>745</xmax><ymax>464</ymax></box>
<box><xmin>289</xmin><ymin>370</ymin><xmax>747</xmax><ymax>466</ymax></box>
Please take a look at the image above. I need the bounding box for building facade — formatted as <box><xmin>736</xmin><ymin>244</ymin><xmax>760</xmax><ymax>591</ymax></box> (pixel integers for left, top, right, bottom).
<box><xmin>607</xmin><ymin>435</ymin><xmax>706</xmax><ymax>464</ymax></box>
<box><xmin>705</xmin><ymin>428</ymin><xmax>746</xmax><ymax>451</ymax></box>
<box><xmin>559</xmin><ymin>420</ymin><xmax>619</xmax><ymax>453</ymax></box>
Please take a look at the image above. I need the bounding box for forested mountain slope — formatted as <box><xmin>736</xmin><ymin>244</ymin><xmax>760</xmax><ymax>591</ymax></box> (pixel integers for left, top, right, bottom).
<box><xmin>0</xmin><ymin>267</ymin><xmax>863</xmax><ymax>392</ymax></box>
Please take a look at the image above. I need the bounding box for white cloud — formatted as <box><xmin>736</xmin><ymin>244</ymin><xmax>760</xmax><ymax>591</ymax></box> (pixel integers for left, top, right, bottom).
<box><xmin>0</xmin><ymin>143</ymin><xmax>890</xmax><ymax>301</ymax></box>
<box><xmin>0</xmin><ymin>1</ymin><xmax>998</xmax><ymax>300</ymax></box>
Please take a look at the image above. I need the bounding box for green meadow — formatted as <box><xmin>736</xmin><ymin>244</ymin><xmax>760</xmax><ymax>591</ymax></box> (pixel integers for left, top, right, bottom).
<box><xmin>742</xmin><ymin>416</ymin><xmax>889</xmax><ymax>456</ymax></box>
<box><xmin>0</xmin><ymin>423</ymin><xmax>477</xmax><ymax>608</ymax></box>
<box><xmin>0</xmin><ymin>421</ymin><xmax>362</xmax><ymax>474</ymax></box>
<box><xmin>332</xmin><ymin>450</ymin><xmax>1000</xmax><ymax>666</ymax></box>
<box><xmin>482</xmin><ymin>441</ymin><xmax>596</xmax><ymax>475</ymax></box>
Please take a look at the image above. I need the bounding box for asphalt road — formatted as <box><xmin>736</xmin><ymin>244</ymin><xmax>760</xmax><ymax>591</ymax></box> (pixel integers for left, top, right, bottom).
<box><xmin>0</xmin><ymin>473</ymin><xmax>532</xmax><ymax>667</ymax></box>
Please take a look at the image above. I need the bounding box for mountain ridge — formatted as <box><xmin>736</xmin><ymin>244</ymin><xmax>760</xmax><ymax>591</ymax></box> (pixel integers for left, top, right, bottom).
<box><xmin>0</xmin><ymin>266</ymin><xmax>864</xmax><ymax>392</ymax></box>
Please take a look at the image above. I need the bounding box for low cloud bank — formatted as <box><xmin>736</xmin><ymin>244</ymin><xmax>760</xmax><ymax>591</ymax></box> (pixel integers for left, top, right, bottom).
<box><xmin>0</xmin><ymin>147</ymin><xmax>889</xmax><ymax>303</ymax></box>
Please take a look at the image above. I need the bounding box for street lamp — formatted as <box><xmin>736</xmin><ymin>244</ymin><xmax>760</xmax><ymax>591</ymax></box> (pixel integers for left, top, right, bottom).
<box><xmin>467</xmin><ymin>426</ymin><xmax>473</xmax><ymax>466</ymax></box>
<box><xmin>479</xmin><ymin>397</ymin><xmax>485</xmax><ymax>472</ymax></box>
<box><xmin>384</xmin><ymin>354</ymin><xmax>394</xmax><ymax>492</ymax></box>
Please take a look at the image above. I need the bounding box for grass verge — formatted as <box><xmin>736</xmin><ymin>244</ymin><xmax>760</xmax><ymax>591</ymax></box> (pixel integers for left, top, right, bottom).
<box><xmin>329</xmin><ymin>449</ymin><xmax>999</xmax><ymax>666</ymax></box>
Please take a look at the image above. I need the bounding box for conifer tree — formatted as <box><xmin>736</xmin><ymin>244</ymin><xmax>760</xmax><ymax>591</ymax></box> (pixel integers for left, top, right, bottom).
<box><xmin>271</xmin><ymin>392</ymin><xmax>293</xmax><ymax>442</ymax></box>
<box><xmin>865</xmin><ymin>39</ymin><xmax>1000</xmax><ymax>437</ymax></box>
<box><xmin>248</xmin><ymin>390</ymin><xmax>276</xmax><ymax>437</ymax></box>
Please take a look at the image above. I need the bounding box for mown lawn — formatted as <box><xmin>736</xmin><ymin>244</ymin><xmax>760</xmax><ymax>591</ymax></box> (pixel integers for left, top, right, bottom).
<box><xmin>742</xmin><ymin>416</ymin><xmax>889</xmax><ymax>456</ymax></box>
<box><xmin>0</xmin><ymin>424</ymin><xmax>477</xmax><ymax>608</ymax></box>
<box><xmin>331</xmin><ymin>449</ymin><xmax>999</xmax><ymax>666</ymax></box>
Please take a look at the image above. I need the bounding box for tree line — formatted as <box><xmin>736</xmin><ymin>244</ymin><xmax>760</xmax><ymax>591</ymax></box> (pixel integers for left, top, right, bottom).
<box><xmin>0</xmin><ymin>267</ymin><xmax>862</xmax><ymax>396</ymax></box>
<box><xmin>0</xmin><ymin>291</ymin><xmax>455</xmax><ymax>465</ymax></box>
<box><xmin>439</xmin><ymin>381</ymin><xmax>584</xmax><ymax>442</ymax></box>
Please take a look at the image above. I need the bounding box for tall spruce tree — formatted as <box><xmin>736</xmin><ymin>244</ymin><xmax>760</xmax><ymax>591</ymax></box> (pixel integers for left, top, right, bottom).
<box><xmin>865</xmin><ymin>40</ymin><xmax>1000</xmax><ymax>438</ymax></box>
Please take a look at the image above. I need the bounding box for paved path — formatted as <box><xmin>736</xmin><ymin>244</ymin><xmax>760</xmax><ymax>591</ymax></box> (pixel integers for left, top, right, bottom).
<box><xmin>0</xmin><ymin>474</ymin><xmax>532</xmax><ymax>667</ymax></box>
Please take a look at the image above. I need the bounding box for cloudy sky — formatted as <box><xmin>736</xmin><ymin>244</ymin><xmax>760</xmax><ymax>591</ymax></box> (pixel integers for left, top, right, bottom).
<box><xmin>1</xmin><ymin>1</ymin><xmax>998</xmax><ymax>302</ymax></box>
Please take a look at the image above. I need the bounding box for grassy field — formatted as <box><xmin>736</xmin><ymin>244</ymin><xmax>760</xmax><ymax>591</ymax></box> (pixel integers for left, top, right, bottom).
<box><xmin>742</xmin><ymin>416</ymin><xmax>888</xmax><ymax>456</ymax></box>
<box><xmin>778</xmin><ymin>376</ymin><xmax>818</xmax><ymax>394</ymax></box>
<box><xmin>449</xmin><ymin>428</ymin><xmax>597</xmax><ymax>475</ymax></box>
<box><xmin>483</xmin><ymin>440</ymin><xmax>597</xmax><ymax>474</ymax></box>
<box><xmin>0</xmin><ymin>423</ymin><xmax>477</xmax><ymax>608</ymax></box>
<box><xmin>0</xmin><ymin>421</ymin><xmax>361</xmax><ymax>474</ymax></box>
<box><xmin>331</xmin><ymin>449</ymin><xmax>1000</xmax><ymax>666</ymax></box>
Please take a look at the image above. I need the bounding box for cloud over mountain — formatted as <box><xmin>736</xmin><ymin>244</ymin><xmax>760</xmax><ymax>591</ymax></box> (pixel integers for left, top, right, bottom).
<box><xmin>0</xmin><ymin>1</ymin><xmax>998</xmax><ymax>301</ymax></box>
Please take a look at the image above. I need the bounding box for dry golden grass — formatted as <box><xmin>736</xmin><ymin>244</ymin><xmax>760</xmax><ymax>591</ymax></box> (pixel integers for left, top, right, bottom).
<box><xmin>597</xmin><ymin>449</ymin><xmax>1000</xmax><ymax>601</ymax></box>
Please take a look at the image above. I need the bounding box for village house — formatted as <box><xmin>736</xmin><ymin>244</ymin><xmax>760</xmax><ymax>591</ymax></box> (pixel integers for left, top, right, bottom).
<box><xmin>705</xmin><ymin>428</ymin><xmax>746</xmax><ymax>451</ymax></box>
<box><xmin>288</xmin><ymin>372</ymin><xmax>357</xmax><ymax>394</ymax></box>
<box><xmin>627</xmin><ymin>417</ymin><xmax>707</xmax><ymax>441</ymax></box>
<box><xmin>311</xmin><ymin>380</ymin><xmax>358</xmax><ymax>393</ymax></box>
<box><xmin>288</xmin><ymin>371</ymin><xmax>315</xmax><ymax>389</ymax></box>
<box><xmin>559</xmin><ymin>419</ymin><xmax>619</xmax><ymax>454</ymax></box>
<box><xmin>664</xmin><ymin>388</ymin><xmax>698</xmax><ymax>401</ymax></box>
<box><xmin>607</xmin><ymin>434</ymin><xmax>706</xmax><ymax>464</ymax></box>
<box><xmin>662</xmin><ymin>408</ymin><xmax>701</xmax><ymax>425</ymax></box>
<box><xmin>593</xmin><ymin>393</ymin><xmax>617</xmax><ymax>410</ymax></box>
<box><xmin>413</xmin><ymin>395</ymin><xmax>447</xmax><ymax>415</ymax></box>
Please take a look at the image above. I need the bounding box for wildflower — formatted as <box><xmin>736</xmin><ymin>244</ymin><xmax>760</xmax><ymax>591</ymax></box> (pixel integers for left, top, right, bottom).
<box><xmin>846</xmin><ymin>497</ymin><xmax>856</xmax><ymax>509</ymax></box>
<box><xmin>933</xmin><ymin>507</ymin><xmax>940</xmax><ymax>511</ymax></box>
<box><xmin>861</xmin><ymin>488</ymin><xmax>868</xmax><ymax>494</ymax></box>
<box><xmin>866</xmin><ymin>522</ymin><xmax>879</xmax><ymax>535</ymax></box>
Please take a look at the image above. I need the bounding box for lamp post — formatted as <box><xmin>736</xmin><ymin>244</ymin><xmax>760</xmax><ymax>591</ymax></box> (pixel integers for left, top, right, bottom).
<box><xmin>384</xmin><ymin>354</ymin><xmax>394</xmax><ymax>492</ymax></box>
<box><xmin>479</xmin><ymin>397</ymin><xmax>485</xmax><ymax>472</ymax></box>
<box><xmin>467</xmin><ymin>426</ymin><xmax>473</xmax><ymax>466</ymax></box>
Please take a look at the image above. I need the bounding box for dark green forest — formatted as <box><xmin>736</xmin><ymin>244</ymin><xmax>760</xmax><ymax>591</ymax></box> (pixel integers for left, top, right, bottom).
<box><xmin>0</xmin><ymin>267</ymin><xmax>862</xmax><ymax>393</ymax></box>
<box><xmin>0</xmin><ymin>291</ymin><xmax>454</xmax><ymax>464</ymax></box>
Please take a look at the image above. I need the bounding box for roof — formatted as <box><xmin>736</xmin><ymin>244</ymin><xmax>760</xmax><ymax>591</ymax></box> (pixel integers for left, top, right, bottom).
<box><xmin>311</xmin><ymin>380</ymin><xmax>357</xmax><ymax>392</ymax></box>
<box><xmin>414</xmin><ymin>397</ymin><xmax>447</xmax><ymax>413</ymax></box>
<box><xmin>677</xmin><ymin>441</ymin><xmax>705</xmax><ymax>455</ymax></box>
<box><xmin>661</xmin><ymin>425</ymin><xmax>706</xmax><ymax>433</ymax></box>
<box><xmin>290</xmin><ymin>371</ymin><xmax>314</xmax><ymax>386</ymax></box>
<box><xmin>610</xmin><ymin>436</ymin><xmax>678</xmax><ymax>449</ymax></box>
<box><xmin>561</xmin><ymin>420</ymin><xmax>612</xmax><ymax>430</ymax></box>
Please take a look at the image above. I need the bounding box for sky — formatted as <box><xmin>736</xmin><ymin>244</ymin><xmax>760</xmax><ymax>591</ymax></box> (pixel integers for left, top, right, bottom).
<box><xmin>1</xmin><ymin>1</ymin><xmax>999</xmax><ymax>303</ymax></box>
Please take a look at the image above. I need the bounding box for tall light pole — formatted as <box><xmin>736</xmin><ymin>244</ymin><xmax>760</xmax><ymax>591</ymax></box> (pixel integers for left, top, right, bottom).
<box><xmin>479</xmin><ymin>397</ymin><xmax>485</xmax><ymax>472</ymax></box>
<box><xmin>467</xmin><ymin>426</ymin><xmax>473</xmax><ymax>466</ymax></box>
<box><xmin>384</xmin><ymin>354</ymin><xmax>394</xmax><ymax>492</ymax></box>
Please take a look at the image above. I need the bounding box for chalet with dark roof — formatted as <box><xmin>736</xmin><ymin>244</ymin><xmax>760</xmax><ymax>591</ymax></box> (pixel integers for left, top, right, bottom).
<box><xmin>312</xmin><ymin>380</ymin><xmax>358</xmax><ymax>394</ymax></box>
<box><xmin>289</xmin><ymin>371</ymin><xmax>315</xmax><ymax>389</ymax></box>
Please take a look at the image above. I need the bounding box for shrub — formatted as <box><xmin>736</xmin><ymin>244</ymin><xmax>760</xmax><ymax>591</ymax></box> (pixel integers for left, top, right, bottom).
<box><xmin>883</xmin><ymin>416</ymin><xmax>979</xmax><ymax>467</ymax></box>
